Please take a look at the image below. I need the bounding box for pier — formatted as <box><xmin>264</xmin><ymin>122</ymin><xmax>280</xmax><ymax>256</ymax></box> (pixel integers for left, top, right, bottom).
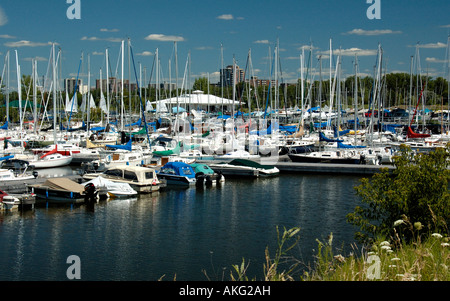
<box><xmin>274</xmin><ymin>162</ymin><xmax>395</xmax><ymax>176</ymax></box>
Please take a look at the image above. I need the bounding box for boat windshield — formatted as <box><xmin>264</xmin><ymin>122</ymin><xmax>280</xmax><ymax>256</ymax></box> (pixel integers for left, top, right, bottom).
<box><xmin>145</xmin><ymin>171</ymin><xmax>155</xmax><ymax>179</ymax></box>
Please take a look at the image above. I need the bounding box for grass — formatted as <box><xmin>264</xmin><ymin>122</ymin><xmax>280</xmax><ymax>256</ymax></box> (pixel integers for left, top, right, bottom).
<box><xmin>224</xmin><ymin>226</ymin><xmax>450</xmax><ymax>281</ymax></box>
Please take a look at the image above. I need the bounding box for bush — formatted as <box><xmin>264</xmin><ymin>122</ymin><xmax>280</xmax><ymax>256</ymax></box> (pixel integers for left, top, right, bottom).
<box><xmin>347</xmin><ymin>144</ymin><xmax>450</xmax><ymax>244</ymax></box>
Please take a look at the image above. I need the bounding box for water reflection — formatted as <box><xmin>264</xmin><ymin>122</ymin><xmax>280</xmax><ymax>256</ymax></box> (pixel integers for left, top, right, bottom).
<box><xmin>0</xmin><ymin>174</ymin><xmax>363</xmax><ymax>281</ymax></box>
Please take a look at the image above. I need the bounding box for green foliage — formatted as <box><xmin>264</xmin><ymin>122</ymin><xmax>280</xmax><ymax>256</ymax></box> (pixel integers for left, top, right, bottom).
<box><xmin>347</xmin><ymin>144</ymin><xmax>450</xmax><ymax>244</ymax></box>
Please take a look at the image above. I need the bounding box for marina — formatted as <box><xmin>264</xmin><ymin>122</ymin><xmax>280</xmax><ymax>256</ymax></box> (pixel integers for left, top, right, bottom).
<box><xmin>0</xmin><ymin>1</ymin><xmax>448</xmax><ymax>282</ymax></box>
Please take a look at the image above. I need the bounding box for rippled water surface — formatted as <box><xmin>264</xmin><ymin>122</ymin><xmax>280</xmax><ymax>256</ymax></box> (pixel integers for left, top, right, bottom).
<box><xmin>0</xmin><ymin>173</ymin><xmax>363</xmax><ymax>281</ymax></box>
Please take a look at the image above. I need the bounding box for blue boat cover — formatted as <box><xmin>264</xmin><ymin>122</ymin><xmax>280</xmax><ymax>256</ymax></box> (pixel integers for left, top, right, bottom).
<box><xmin>106</xmin><ymin>139</ymin><xmax>132</xmax><ymax>151</ymax></box>
<box><xmin>0</xmin><ymin>155</ymin><xmax>14</xmax><ymax>161</ymax></box>
<box><xmin>0</xmin><ymin>121</ymin><xmax>8</xmax><ymax>130</ymax></box>
<box><xmin>337</xmin><ymin>142</ymin><xmax>366</xmax><ymax>149</ymax></box>
<box><xmin>319</xmin><ymin>132</ymin><xmax>343</xmax><ymax>142</ymax></box>
<box><xmin>160</xmin><ymin>162</ymin><xmax>196</xmax><ymax>178</ymax></box>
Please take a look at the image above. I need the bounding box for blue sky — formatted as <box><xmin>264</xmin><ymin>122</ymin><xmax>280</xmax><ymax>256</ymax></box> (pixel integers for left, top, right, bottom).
<box><xmin>0</xmin><ymin>0</ymin><xmax>449</xmax><ymax>90</ymax></box>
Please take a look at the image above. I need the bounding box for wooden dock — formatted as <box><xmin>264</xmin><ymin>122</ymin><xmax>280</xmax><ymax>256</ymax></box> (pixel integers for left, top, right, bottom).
<box><xmin>2</xmin><ymin>174</ymin><xmax>83</xmax><ymax>194</ymax></box>
<box><xmin>274</xmin><ymin>162</ymin><xmax>395</xmax><ymax>176</ymax></box>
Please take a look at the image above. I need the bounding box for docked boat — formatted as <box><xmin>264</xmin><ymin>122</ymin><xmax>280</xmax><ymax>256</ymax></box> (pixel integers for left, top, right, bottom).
<box><xmin>84</xmin><ymin>176</ymin><xmax>137</xmax><ymax>198</ymax></box>
<box><xmin>0</xmin><ymin>189</ymin><xmax>36</xmax><ymax>211</ymax></box>
<box><xmin>16</xmin><ymin>146</ymin><xmax>73</xmax><ymax>169</ymax></box>
<box><xmin>288</xmin><ymin>150</ymin><xmax>362</xmax><ymax>164</ymax></box>
<box><xmin>157</xmin><ymin>162</ymin><xmax>197</xmax><ymax>186</ymax></box>
<box><xmin>83</xmin><ymin>165</ymin><xmax>164</xmax><ymax>193</ymax></box>
<box><xmin>28</xmin><ymin>178</ymin><xmax>101</xmax><ymax>204</ymax></box>
<box><xmin>214</xmin><ymin>150</ymin><xmax>261</xmax><ymax>162</ymax></box>
<box><xmin>190</xmin><ymin>163</ymin><xmax>225</xmax><ymax>186</ymax></box>
<box><xmin>0</xmin><ymin>167</ymin><xmax>37</xmax><ymax>181</ymax></box>
<box><xmin>208</xmin><ymin>159</ymin><xmax>280</xmax><ymax>177</ymax></box>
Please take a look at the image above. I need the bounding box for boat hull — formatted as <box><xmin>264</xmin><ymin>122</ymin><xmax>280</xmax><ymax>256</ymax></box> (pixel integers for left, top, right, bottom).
<box><xmin>288</xmin><ymin>153</ymin><xmax>361</xmax><ymax>164</ymax></box>
<box><xmin>157</xmin><ymin>174</ymin><xmax>196</xmax><ymax>186</ymax></box>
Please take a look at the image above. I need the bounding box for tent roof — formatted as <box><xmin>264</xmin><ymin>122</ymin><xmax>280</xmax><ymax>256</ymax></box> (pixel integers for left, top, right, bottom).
<box><xmin>151</xmin><ymin>93</ymin><xmax>240</xmax><ymax>106</ymax></box>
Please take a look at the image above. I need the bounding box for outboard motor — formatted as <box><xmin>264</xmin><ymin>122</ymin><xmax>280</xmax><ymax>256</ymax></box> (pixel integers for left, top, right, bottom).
<box><xmin>84</xmin><ymin>183</ymin><xmax>98</xmax><ymax>203</ymax></box>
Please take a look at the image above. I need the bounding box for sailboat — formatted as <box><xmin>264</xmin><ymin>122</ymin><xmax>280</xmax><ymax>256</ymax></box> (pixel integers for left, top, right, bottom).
<box><xmin>19</xmin><ymin>145</ymin><xmax>73</xmax><ymax>169</ymax></box>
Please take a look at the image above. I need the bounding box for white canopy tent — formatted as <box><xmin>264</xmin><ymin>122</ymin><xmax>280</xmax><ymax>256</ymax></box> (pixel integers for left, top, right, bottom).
<box><xmin>151</xmin><ymin>90</ymin><xmax>241</xmax><ymax>113</ymax></box>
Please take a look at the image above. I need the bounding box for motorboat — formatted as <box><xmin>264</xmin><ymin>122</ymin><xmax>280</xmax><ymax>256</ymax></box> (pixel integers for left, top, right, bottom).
<box><xmin>84</xmin><ymin>176</ymin><xmax>137</xmax><ymax>198</ymax></box>
<box><xmin>190</xmin><ymin>163</ymin><xmax>225</xmax><ymax>186</ymax></box>
<box><xmin>83</xmin><ymin>165</ymin><xmax>164</xmax><ymax>193</ymax></box>
<box><xmin>214</xmin><ymin>150</ymin><xmax>260</xmax><ymax>162</ymax></box>
<box><xmin>288</xmin><ymin>150</ymin><xmax>362</xmax><ymax>164</ymax></box>
<box><xmin>0</xmin><ymin>167</ymin><xmax>37</xmax><ymax>182</ymax></box>
<box><xmin>156</xmin><ymin>161</ymin><xmax>197</xmax><ymax>186</ymax></box>
<box><xmin>208</xmin><ymin>159</ymin><xmax>280</xmax><ymax>177</ymax></box>
<box><xmin>28</xmin><ymin>178</ymin><xmax>101</xmax><ymax>204</ymax></box>
<box><xmin>0</xmin><ymin>189</ymin><xmax>36</xmax><ymax>211</ymax></box>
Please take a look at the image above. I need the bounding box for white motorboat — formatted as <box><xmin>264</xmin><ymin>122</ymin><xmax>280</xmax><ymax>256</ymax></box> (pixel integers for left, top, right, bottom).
<box><xmin>83</xmin><ymin>165</ymin><xmax>164</xmax><ymax>193</ymax></box>
<box><xmin>84</xmin><ymin>176</ymin><xmax>137</xmax><ymax>198</ymax></box>
<box><xmin>209</xmin><ymin>159</ymin><xmax>280</xmax><ymax>178</ymax></box>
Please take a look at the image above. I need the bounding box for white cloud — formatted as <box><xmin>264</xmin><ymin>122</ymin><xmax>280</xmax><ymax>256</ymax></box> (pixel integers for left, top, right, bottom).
<box><xmin>4</xmin><ymin>40</ymin><xmax>53</xmax><ymax>47</ymax></box>
<box><xmin>144</xmin><ymin>34</ymin><xmax>185</xmax><ymax>42</ymax></box>
<box><xmin>440</xmin><ymin>24</ymin><xmax>450</xmax><ymax>28</ymax></box>
<box><xmin>254</xmin><ymin>40</ymin><xmax>270</xmax><ymax>44</ymax></box>
<box><xmin>416</xmin><ymin>42</ymin><xmax>447</xmax><ymax>49</ymax></box>
<box><xmin>100</xmin><ymin>28</ymin><xmax>119</xmax><ymax>32</ymax></box>
<box><xmin>217</xmin><ymin>14</ymin><xmax>234</xmax><ymax>20</ymax></box>
<box><xmin>195</xmin><ymin>46</ymin><xmax>213</xmax><ymax>50</ymax></box>
<box><xmin>81</xmin><ymin>36</ymin><xmax>122</xmax><ymax>43</ymax></box>
<box><xmin>319</xmin><ymin>48</ymin><xmax>377</xmax><ymax>57</ymax></box>
<box><xmin>345</xmin><ymin>28</ymin><xmax>402</xmax><ymax>36</ymax></box>
<box><xmin>0</xmin><ymin>34</ymin><xmax>15</xmax><ymax>39</ymax></box>
<box><xmin>92</xmin><ymin>51</ymin><xmax>104</xmax><ymax>56</ymax></box>
<box><xmin>0</xmin><ymin>6</ymin><xmax>7</xmax><ymax>26</ymax></box>
<box><xmin>136</xmin><ymin>51</ymin><xmax>153</xmax><ymax>56</ymax></box>
<box><xmin>425</xmin><ymin>57</ymin><xmax>448</xmax><ymax>64</ymax></box>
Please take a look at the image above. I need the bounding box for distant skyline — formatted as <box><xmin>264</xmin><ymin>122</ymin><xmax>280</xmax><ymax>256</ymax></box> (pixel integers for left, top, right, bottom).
<box><xmin>0</xmin><ymin>0</ymin><xmax>449</xmax><ymax>90</ymax></box>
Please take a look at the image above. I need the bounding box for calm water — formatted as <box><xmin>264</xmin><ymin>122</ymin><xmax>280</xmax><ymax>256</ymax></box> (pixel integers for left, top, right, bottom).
<box><xmin>0</xmin><ymin>173</ymin><xmax>363</xmax><ymax>281</ymax></box>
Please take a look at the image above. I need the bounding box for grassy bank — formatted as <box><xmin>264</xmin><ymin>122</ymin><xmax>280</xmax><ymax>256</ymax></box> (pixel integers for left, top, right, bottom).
<box><xmin>224</xmin><ymin>226</ymin><xmax>449</xmax><ymax>281</ymax></box>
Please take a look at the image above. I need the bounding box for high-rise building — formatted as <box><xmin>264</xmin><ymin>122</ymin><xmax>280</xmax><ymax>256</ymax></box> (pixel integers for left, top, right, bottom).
<box><xmin>64</xmin><ymin>78</ymin><xmax>83</xmax><ymax>94</ymax></box>
<box><xmin>219</xmin><ymin>65</ymin><xmax>245</xmax><ymax>87</ymax></box>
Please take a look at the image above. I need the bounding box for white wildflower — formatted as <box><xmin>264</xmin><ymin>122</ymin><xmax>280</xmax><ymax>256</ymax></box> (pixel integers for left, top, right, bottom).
<box><xmin>432</xmin><ymin>233</ymin><xmax>443</xmax><ymax>239</ymax></box>
<box><xmin>381</xmin><ymin>245</ymin><xmax>391</xmax><ymax>251</ymax></box>
<box><xmin>441</xmin><ymin>242</ymin><xmax>450</xmax><ymax>247</ymax></box>
<box><xmin>380</xmin><ymin>241</ymin><xmax>390</xmax><ymax>246</ymax></box>
<box><xmin>391</xmin><ymin>257</ymin><xmax>401</xmax><ymax>261</ymax></box>
<box><xmin>394</xmin><ymin>219</ymin><xmax>404</xmax><ymax>226</ymax></box>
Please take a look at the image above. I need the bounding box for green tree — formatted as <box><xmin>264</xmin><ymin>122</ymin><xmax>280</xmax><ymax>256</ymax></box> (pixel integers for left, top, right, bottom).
<box><xmin>347</xmin><ymin>144</ymin><xmax>450</xmax><ymax>244</ymax></box>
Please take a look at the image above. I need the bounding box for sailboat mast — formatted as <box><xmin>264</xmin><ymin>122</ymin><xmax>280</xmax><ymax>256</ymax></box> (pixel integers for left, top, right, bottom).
<box><xmin>52</xmin><ymin>43</ymin><xmax>57</xmax><ymax>143</ymax></box>
<box><xmin>354</xmin><ymin>54</ymin><xmax>358</xmax><ymax>145</ymax></box>
<box><xmin>121</xmin><ymin>40</ymin><xmax>124</xmax><ymax>130</ymax></box>
<box><xmin>33</xmin><ymin>59</ymin><xmax>38</xmax><ymax>135</ymax></box>
<box><xmin>15</xmin><ymin>50</ymin><xmax>23</xmax><ymax>148</ymax></box>
<box><xmin>106</xmin><ymin>48</ymin><xmax>110</xmax><ymax>125</ymax></box>
<box><xmin>6</xmin><ymin>51</ymin><xmax>10</xmax><ymax>135</ymax></box>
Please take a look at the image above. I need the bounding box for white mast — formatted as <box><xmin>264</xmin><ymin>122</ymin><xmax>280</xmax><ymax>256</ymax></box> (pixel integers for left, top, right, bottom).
<box><xmin>121</xmin><ymin>40</ymin><xmax>124</xmax><ymax>130</ymax></box>
<box><xmin>52</xmin><ymin>43</ymin><xmax>57</xmax><ymax>143</ymax></box>
<box><xmin>106</xmin><ymin>48</ymin><xmax>110</xmax><ymax>125</ymax></box>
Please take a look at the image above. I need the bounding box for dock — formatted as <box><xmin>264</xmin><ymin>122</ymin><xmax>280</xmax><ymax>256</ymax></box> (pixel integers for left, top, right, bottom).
<box><xmin>274</xmin><ymin>162</ymin><xmax>395</xmax><ymax>176</ymax></box>
<box><xmin>2</xmin><ymin>174</ymin><xmax>84</xmax><ymax>194</ymax></box>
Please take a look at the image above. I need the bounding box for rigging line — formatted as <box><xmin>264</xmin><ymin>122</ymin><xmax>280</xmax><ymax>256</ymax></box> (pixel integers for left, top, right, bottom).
<box><xmin>263</xmin><ymin>50</ymin><xmax>275</xmax><ymax>120</ymax></box>
<box><xmin>129</xmin><ymin>44</ymin><xmax>152</xmax><ymax>150</ymax></box>
<box><xmin>237</xmin><ymin>51</ymin><xmax>250</xmax><ymax>121</ymax></box>
<box><xmin>68</xmin><ymin>52</ymin><xmax>83</xmax><ymax>127</ymax></box>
